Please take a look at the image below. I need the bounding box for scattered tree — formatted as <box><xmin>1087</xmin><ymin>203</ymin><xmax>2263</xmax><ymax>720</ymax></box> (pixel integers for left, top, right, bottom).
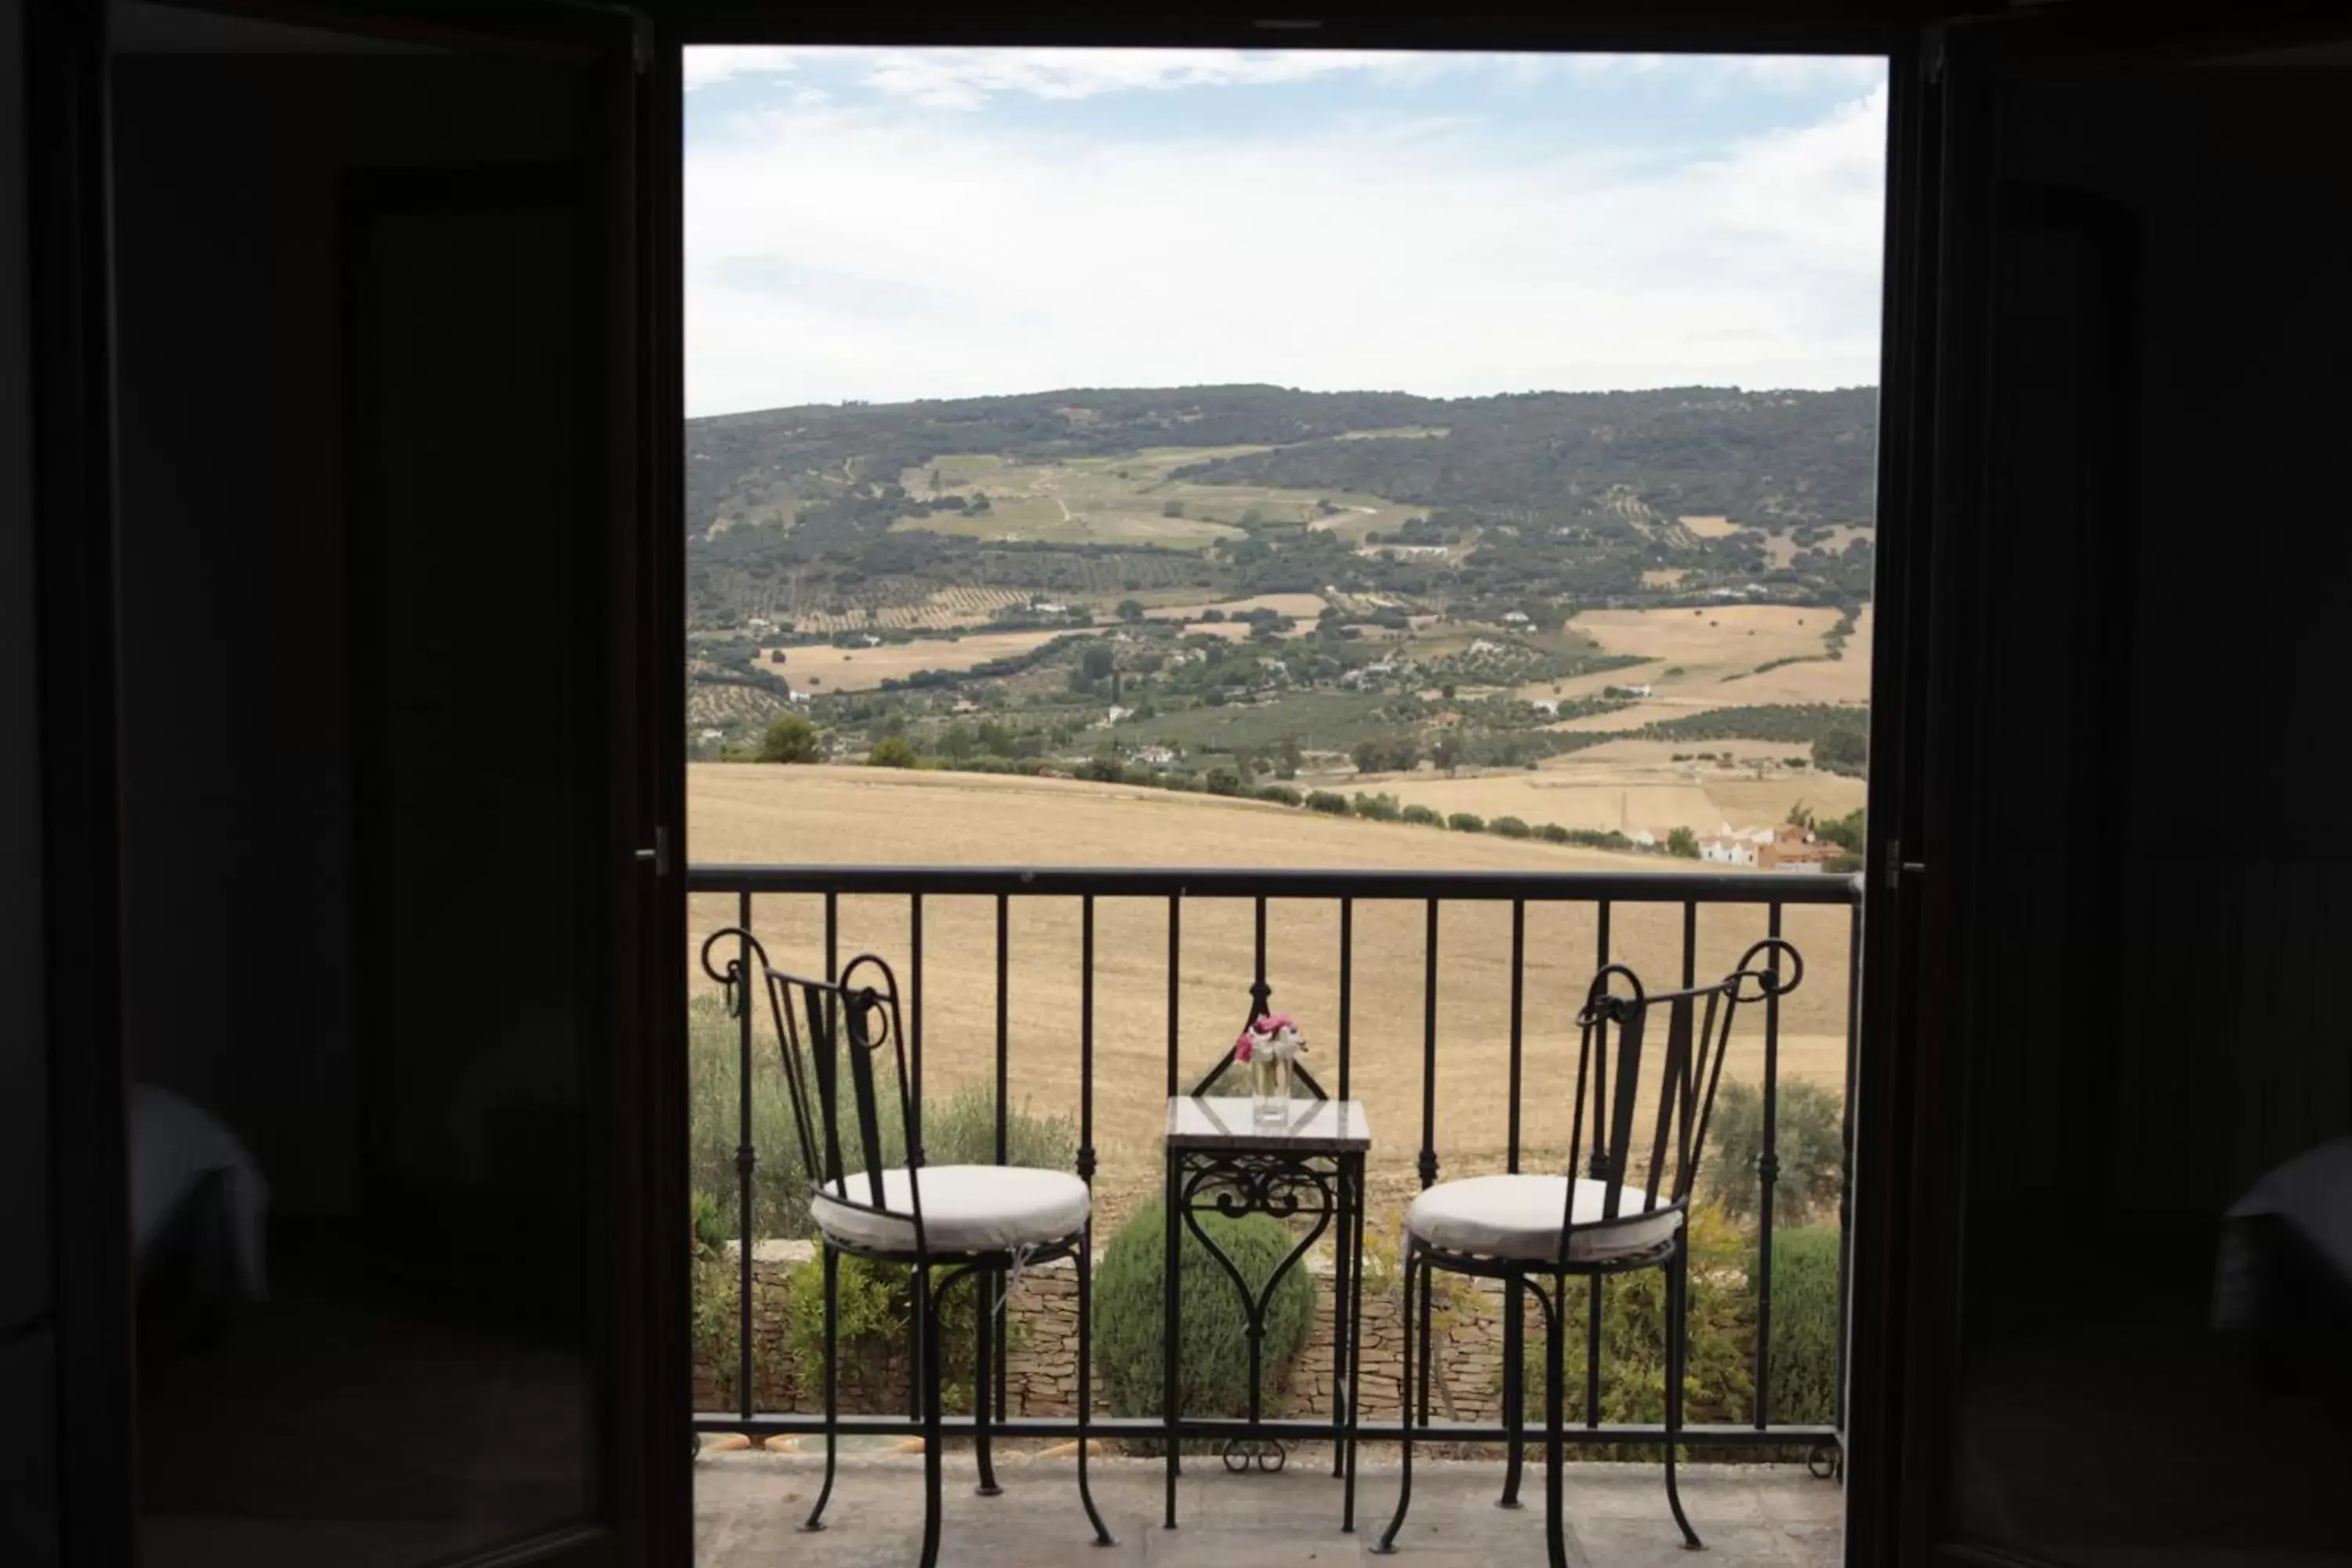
<box><xmin>757</xmin><ymin>715</ymin><xmax>822</xmax><ymax>764</ymax></box>
<box><xmin>867</xmin><ymin>737</ymin><xmax>919</xmax><ymax>768</ymax></box>
<box><xmin>1667</xmin><ymin>826</ymin><xmax>1700</xmax><ymax>858</ymax></box>
<box><xmin>1814</xmin><ymin>728</ymin><xmax>1867</xmax><ymax>775</ymax></box>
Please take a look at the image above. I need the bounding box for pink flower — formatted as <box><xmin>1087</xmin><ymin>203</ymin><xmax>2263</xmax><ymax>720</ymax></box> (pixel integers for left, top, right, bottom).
<box><xmin>1234</xmin><ymin>1033</ymin><xmax>1254</xmax><ymax>1063</ymax></box>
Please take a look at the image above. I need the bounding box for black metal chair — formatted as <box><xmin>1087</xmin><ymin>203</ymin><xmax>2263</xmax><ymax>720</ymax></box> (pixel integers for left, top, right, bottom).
<box><xmin>1374</xmin><ymin>939</ymin><xmax>1802</xmax><ymax>1565</ymax></box>
<box><xmin>701</xmin><ymin>929</ymin><xmax>1113</xmax><ymax>1568</ymax></box>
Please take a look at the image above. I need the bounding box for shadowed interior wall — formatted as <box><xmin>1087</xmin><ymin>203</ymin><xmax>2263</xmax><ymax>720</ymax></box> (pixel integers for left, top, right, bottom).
<box><xmin>1946</xmin><ymin>56</ymin><xmax>2352</xmax><ymax>1565</ymax></box>
<box><xmin>109</xmin><ymin>22</ymin><xmax>615</xmax><ymax>1564</ymax></box>
<box><xmin>0</xmin><ymin>0</ymin><xmax>60</xmax><ymax>1559</ymax></box>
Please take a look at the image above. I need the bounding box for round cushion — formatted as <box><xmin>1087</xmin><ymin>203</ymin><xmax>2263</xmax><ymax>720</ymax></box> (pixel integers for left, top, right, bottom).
<box><xmin>811</xmin><ymin>1164</ymin><xmax>1090</xmax><ymax>1255</ymax></box>
<box><xmin>1406</xmin><ymin>1173</ymin><xmax>1682</xmax><ymax>1265</ymax></box>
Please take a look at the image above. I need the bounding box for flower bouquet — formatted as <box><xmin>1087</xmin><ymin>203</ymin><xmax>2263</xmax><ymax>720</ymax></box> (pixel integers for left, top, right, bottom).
<box><xmin>1235</xmin><ymin>1011</ymin><xmax>1308</xmax><ymax>1127</ymax></box>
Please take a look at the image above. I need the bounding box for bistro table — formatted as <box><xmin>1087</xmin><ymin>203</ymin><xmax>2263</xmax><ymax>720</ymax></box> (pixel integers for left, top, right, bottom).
<box><xmin>1162</xmin><ymin>1092</ymin><xmax>1374</xmax><ymax>1531</ymax></box>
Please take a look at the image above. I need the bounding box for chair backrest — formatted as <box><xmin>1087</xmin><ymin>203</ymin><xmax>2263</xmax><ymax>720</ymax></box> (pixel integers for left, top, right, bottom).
<box><xmin>1562</xmin><ymin>938</ymin><xmax>1802</xmax><ymax>1260</ymax></box>
<box><xmin>699</xmin><ymin>929</ymin><xmax>920</xmax><ymax>1246</ymax></box>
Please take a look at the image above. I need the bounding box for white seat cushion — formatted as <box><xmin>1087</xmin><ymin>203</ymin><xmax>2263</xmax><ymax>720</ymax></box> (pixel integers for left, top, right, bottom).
<box><xmin>811</xmin><ymin>1165</ymin><xmax>1090</xmax><ymax>1255</ymax></box>
<box><xmin>1406</xmin><ymin>1174</ymin><xmax>1682</xmax><ymax>1265</ymax></box>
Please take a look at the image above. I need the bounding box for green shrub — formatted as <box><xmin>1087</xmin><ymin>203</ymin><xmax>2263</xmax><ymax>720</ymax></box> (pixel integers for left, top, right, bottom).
<box><xmin>688</xmin><ymin>997</ymin><xmax>1074</xmax><ymax>1410</ymax></box>
<box><xmin>690</xmin><ymin>1191</ymin><xmax>742</xmax><ymax>1406</ymax></box>
<box><xmin>867</xmin><ymin>736</ymin><xmax>919</xmax><ymax>768</ymax></box>
<box><xmin>1519</xmin><ymin>1200</ymin><xmax>1753</xmax><ymax>1452</ymax></box>
<box><xmin>1761</xmin><ymin>1225</ymin><xmax>1841</xmax><ymax>1426</ymax></box>
<box><xmin>1702</xmin><ymin>1078</ymin><xmax>1843</xmax><ymax>1226</ymax></box>
<box><xmin>1081</xmin><ymin>756</ymin><xmax>1123</xmax><ymax>783</ymax></box>
<box><xmin>1537</xmin><ymin>822</ymin><xmax>1570</xmax><ymax>844</ymax></box>
<box><xmin>1305</xmin><ymin>790</ymin><xmax>1350</xmax><ymax>815</ymax></box>
<box><xmin>1490</xmin><ymin>815</ymin><xmax>1531</xmax><ymax>839</ymax></box>
<box><xmin>1352</xmin><ymin>791</ymin><xmax>1401</xmax><ymax>822</ymax></box>
<box><xmin>1257</xmin><ymin>783</ymin><xmax>1302</xmax><ymax>807</ymax></box>
<box><xmin>782</xmin><ymin>1248</ymin><xmax>994</xmax><ymax>1415</ymax></box>
<box><xmin>1205</xmin><ymin>767</ymin><xmax>1244</xmax><ymax>797</ymax></box>
<box><xmin>1402</xmin><ymin>804</ymin><xmax>1442</xmax><ymax>827</ymax></box>
<box><xmin>1094</xmin><ymin>1201</ymin><xmax>1316</xmax><ymax>1445</ymax></box>
<box><xmin>688</xmin><ymin>993</ymin><xmax>1075</xmax><ymax>1243</ymax></box>
<box><xmin>1447</xmin><ymin>811</ymin><xmax>1486</xmax><ymax>833</ymax></box>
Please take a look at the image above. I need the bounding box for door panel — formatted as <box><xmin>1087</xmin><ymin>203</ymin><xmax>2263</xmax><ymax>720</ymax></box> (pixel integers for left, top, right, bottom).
<box><xmin>1858</xmin><ymin>19</ymin><xmax>2352</xmax><ymax>1568</ymax></box>
<box><xmin>104</xmin><ymin>4</ymin><xmax>678</xmax><ymax>1566</ymax></box>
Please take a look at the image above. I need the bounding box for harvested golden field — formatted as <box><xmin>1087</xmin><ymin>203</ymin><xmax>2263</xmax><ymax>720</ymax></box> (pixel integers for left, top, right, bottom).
<box><xmin>1376</xmin><ymin>742</ymin><xmax>1867</xmax><ymax>844</ymax></box>
<box><xmin>1374</xmin><ymin>775</ymin><xmax>1725</xmax><ymax>834</ymax></box>
<box><xmin>760</xmin><ymin>629</ymin><xmax>1083</xmax><ymax>693</ymax></box>
<box><xmin>1568</xmin><ymin>738</ymin><xmax>1822</xmax><ymax>768</ymax></box>
<box><xmin>1512</xmin><ymin>604</ymin><xmax>1873</xmax><ymax>712</ymax></box>
<box><xmin>1677</xmin><ymin>514</ymin><xmax>1744</xmax><ymax>538</ymax></box>
<box><xmin>1706</xmin><ymin>775</ymin><xmax>1868</xmax><ymax>826</ymax></box>
<box><xmin>1762</xmin><ymin>525</ymin><xmax>1874</xmax><ymax>569</ymax></box>
<box><xmin>1573</xmin><ymin>604</ymin><xmax>1831</xmax><ymax>671</ymax></box>
<box><xmin>687</xmin><ymin>764</ymin><xmax>1853</xmax><ymax>1231</ymax></box>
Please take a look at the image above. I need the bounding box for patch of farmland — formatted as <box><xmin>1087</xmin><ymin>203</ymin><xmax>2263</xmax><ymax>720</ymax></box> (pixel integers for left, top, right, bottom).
<box><xmin>760</xmin><ymin>629</ymin><xmax>1084</xmax><ymax>693</ymax></box>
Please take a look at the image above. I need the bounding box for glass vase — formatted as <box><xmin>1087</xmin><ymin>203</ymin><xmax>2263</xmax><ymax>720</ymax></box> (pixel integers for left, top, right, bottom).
<box><xmin>1249</xmin><ymin>1051</ymin><xmax>1293</xmax><ymax>1127</ymax></box>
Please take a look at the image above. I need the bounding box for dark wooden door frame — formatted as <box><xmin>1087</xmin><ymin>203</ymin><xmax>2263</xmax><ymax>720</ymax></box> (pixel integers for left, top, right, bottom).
<box><xmin>28</xmin><ymin>3</ymin><xmax>686</xmax><ymax>1566</ymax></box>
<box><xmin>28</xmin><ymin>0</ymin><xmax>136</xmax><ymax>1564</ymax></box>
<box><xmin>1846</xmin><ymin>13</ymin><xmax>2351</xmax><ymax>1566</ymax></box>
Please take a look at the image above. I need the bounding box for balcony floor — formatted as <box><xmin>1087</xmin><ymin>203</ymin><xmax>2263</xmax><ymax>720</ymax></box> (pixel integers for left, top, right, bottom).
<box><xmin>695</xmin><ymin>1450</ymin><xmax>1841</xmax><ymax>1567</ymax></box>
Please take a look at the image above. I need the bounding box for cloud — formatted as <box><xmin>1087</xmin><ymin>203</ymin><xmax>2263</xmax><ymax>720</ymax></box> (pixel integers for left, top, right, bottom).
<box><xmin>685</xmin><ymin>63</ymin><xmax>1888</xmax><ymax>414</ymax></box>
<box><xmin>683</xmin><ymin>45</ymin><xmax>808</xmax><ymax>91</ymax></box>
<box><xmin>683</xmin><ymin>45</ymin><xmax>1883</xmax><ymax>106</ymax></box>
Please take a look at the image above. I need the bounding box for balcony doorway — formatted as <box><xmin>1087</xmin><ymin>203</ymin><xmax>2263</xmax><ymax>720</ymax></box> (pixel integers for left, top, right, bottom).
<box><xmin>681</xmin><ymin>42</ymin><xmax>1884</xmax><ymax>1568</ymax></box>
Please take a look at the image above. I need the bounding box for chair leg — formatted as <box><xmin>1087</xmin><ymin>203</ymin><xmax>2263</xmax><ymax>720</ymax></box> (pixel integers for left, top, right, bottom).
<box><xmin>1372</xmin><ymin>1247</ymin><xmax>1418</xmax><ymax>1554</ymax></box>
<box><xmin>918</xmin><ymin>1268</ymin><xmax>946</xmax><ymax>1568</ymax></box>
<box><xmin>1076</xmin><ymin>1224</ymin><xmax>1115</xmax><ymax>1546</ymax></box>
<box><xmin>1331</xmin><ymin>1180</ymin><xmax>1351</xmax><ymax>1479</ymax></box>
<box><xmin>1544</xmin><ymin>1276</ymin><xmax>1569</xmax><ymax>1568</ymax></box>
<box><xmin>1664</xmin><ymin>1243</ymin><xmax>1702</xmax><ymax>1550</ymax></box>
<box><xmin>1499</xmin><ymin>1276</ymin><xmax>1526</xmax><ymax>1509</ymax></box>
<box><xmin>975</xmin><ymin>1265</ymin><xmax>1001</xmax><ymax>1496</ymax></box>
<box><xmin>800</xmin><ymin>1243</ymin><xmax>840</xmax><ymax>1532</ymax></box>
<box><xmin>1343</xmin><ymin>1178</ymin><xmax>1366</xmax><ymax>1534</ymax></box>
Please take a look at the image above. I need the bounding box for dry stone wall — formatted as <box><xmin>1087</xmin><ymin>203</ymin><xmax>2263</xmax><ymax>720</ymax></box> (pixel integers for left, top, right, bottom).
<box><xmin>692</xmin><ymin>1242</ymin><xmax>1521</xmax><ymax>1421</ymax></box>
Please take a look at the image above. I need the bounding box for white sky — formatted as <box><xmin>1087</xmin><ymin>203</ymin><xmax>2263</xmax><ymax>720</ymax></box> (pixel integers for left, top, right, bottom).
<box><xmin>684</xmin><ymin>49</ymin><xmax>1889</xmax><ymax>416</ymax></box>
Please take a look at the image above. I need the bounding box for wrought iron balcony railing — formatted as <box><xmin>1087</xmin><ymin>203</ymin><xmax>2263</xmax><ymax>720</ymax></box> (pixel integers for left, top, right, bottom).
<box><xmin>687</xmin><ymin>862</ymin><xmax>1861</xmax><ymax>1458</ymax></box>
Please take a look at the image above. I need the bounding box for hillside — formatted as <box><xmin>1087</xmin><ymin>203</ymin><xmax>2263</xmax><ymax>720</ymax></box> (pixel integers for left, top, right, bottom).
<box><xmin>685</xmin><ymin>383</ymin><xmax>1877</xmax><ymax>633</ymax></box>
<box><xmin>685</xmin><ymin>383</ymin><xmax>1876</xmax><ymax>818</ymax></box>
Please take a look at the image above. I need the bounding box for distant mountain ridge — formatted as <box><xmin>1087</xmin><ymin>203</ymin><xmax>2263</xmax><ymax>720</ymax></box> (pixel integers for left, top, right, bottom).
<box><xmin>684</xmin><ymin>383</ymin><xmax>1878</xmax><ymax>631</ymax></box>
<box><xmin>688</xmin><ymin>383</ymin><xmax>1877</xmax><ymax>539</ymax></box>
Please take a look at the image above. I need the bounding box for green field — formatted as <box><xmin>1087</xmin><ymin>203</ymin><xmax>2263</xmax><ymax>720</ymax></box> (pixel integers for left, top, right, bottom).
<box><xmin>891</xmin><ymin>438</ymin><xmax>1421</xmax><ymax>551</ymax></box>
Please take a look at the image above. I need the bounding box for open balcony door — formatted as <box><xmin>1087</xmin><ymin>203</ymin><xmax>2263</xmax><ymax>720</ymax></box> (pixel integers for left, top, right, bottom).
<box><xmin>1850</xmin><ymin>14</ymin><xmax>2352</xmax><ymax>1568</ymax></box>
<box><xmin>37</xmin><ymin>2</ymin><xmax>686</xmax><ymax>1565</ymax></box>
